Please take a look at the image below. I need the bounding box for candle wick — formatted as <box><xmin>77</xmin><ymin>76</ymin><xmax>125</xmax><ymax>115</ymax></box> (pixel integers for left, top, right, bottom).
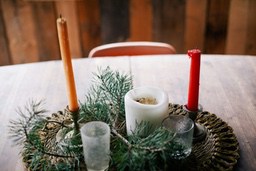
<box><xmin>59</xmin><ymin>14</ymin><xmax>62</xmax><ymax>19</ymax></box>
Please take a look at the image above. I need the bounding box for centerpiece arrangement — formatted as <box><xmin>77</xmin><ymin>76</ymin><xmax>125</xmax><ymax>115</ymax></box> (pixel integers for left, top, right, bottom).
<box><xmin>9</xmin><ymin>17</ymin><xmax>239</xmax><ymax>171</ymax></box>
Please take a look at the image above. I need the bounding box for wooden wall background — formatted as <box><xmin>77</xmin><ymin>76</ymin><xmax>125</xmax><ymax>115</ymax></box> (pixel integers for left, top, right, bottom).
<box><xmin>0</xmin><ymin>0</ymin><xmax>255</xmax><ymax>66</ymax></box>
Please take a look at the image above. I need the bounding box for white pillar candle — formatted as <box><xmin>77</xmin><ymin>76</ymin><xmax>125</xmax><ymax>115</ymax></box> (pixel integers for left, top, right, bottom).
<box><xmin>125</xmin><ymin>86</ymin><xmax>169</xmax><ymax>135</ymax></box>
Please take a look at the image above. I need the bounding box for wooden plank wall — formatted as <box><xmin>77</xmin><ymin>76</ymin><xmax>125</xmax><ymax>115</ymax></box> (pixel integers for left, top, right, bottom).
<box><xmin>0</xmin><ymin>0</ymin><xmax>255</xmax><ymax>66</ymax></box>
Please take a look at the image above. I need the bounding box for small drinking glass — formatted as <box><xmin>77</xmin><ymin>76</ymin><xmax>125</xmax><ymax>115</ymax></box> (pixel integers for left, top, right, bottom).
<box><xmin>80</xmin><ymin>121</ymin><xmax>110</xmax><ymax>171</ymax></box>
<box><xmin>162</xmin><ymin>115</ymin><xmax>194</xmax><ymax>159</ymax></box>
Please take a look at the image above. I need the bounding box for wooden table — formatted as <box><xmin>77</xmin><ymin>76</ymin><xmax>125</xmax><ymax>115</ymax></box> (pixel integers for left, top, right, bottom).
<box><xmin>0</xmin><ymin>55</ymin><xmax>255</xmax><ymax>171</ymax></box>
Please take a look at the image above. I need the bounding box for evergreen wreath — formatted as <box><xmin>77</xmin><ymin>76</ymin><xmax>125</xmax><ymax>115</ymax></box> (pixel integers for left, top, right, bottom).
<box><xmin>9</xmin><ymin>67</ymin><xmax>177</xmax><ymax>171</ymax></box>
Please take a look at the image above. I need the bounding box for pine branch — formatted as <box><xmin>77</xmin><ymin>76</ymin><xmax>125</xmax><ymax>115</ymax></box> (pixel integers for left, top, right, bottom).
<box><xmin>9</xmin><ymin>100</ymin><xmax>82</xmax><ymax>170</ymax></box>
<box><xmin>112</xmin><ymin>128</ymin><xmax>132</xmax><ymax>149</ymax></box>
<box><xmin>45</xmin><ymin>120</ymin><xmax>69</xmax><ymax>128</ymax></box>
<box><xmin>9</xmin><ymin>100</ymin><xmax>47</xmax><ymax>145</ymax></box>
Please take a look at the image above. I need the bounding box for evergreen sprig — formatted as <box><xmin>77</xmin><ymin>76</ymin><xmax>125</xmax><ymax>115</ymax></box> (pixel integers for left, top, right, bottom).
<box><xmin>9</xmin><ymin>100</ymin><xmax>82</xmax><ymax>170</ymax></box>
<box><xmin>79</xmin><ymin>67</ymin><xmax>132</xmax><ymax>132</ymax></box>
<box><xmin>9</xmin><ymin>67</ymin><xmax>176</xmax><ymax>171</ymax></box>
<box><xmin>111</xmin><ymin>121</ymin><xmax>175</xmax><ymax>171</ymax></box>
<box><xmin>9</xmin><ymin>100</ymin><xmax>47</xmax><ymax>146</ymax></box>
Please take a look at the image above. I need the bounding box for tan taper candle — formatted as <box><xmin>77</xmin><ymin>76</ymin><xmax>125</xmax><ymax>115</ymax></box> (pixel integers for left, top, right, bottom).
<box><xmin>57</xmin><ymin>16</ymin><xmax>79</xmax><ymax>112</ymax></box>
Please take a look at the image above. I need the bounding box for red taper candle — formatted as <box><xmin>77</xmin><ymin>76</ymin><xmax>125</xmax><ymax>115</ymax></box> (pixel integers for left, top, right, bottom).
<box><xmin>187</xmin><ymin>49</ymin><xmax>201</xmax><ymax>111</ymax></box>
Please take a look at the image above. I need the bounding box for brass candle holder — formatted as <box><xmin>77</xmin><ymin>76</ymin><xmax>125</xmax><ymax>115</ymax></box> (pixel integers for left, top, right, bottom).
<box><xmin>66</xmin><ymin>106</ymin><xmax>80</xmax><ymax>136</ymax></box>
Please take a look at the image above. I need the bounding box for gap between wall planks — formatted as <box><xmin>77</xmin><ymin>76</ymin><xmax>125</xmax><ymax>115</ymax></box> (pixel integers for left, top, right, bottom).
<box><xmin>204</xmin><ymin>0</ymin><xmax>231</xmax><ymax>54</ymax></box>
<box><xmin>0</xmin><ymin>0</ymin><xmax>256</xmax><ymax>66</ymax></box>
<box><xmin>100</xmin><ymin>0</ymin><xmax>130</xmax><ymax>44</ymax></box>
<box><xmin>246</xmin><ymin>0</ymin><xmax>256</xmax><ymax>55</ymax></box>
<box><xmin>152</xmin><ymin>0</ymin><xmax>186</xmax><ymax>53</ymax></box>
<box><xmin>0</xmin><ymin>1</ymin><xmax>11</xmax><ymax>65</ymax></box>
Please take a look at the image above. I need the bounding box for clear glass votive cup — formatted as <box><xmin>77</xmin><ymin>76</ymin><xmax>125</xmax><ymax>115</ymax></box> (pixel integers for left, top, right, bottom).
<box><xmin>162</xmin><ymin>115</ymin><xmax>194</xmax><ymax>159</ymax></box>
<box><xmin>80</xmin><ymin>121</ymin><xmax>110</xmax><ymax>171</ymax></box>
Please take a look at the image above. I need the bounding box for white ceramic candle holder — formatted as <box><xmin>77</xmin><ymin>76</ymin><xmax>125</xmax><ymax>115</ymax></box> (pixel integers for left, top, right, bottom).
<box><xmin>125</xmin><ymin>86</ymin><xmax>169</xmax><ymax>135</ymax></box>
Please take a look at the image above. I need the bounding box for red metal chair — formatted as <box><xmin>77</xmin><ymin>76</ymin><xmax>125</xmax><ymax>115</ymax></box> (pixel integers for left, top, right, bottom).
<box><xmin>88</xmin><ymin>41</ymin><xmax>176</xmax><ymax>58</ymax></box>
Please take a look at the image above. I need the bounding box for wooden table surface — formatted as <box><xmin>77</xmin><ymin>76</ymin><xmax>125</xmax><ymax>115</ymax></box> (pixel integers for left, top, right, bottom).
<box><xmin>0</xmin><ymin>55</ymin><xmax>255</xmax><ymax>171</ymax></box>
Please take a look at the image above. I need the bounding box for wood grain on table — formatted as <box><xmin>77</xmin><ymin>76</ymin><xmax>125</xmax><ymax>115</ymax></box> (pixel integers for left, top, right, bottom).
<box><xmin>0</xmin><ymin>55</ymin><xmax>255</xmax><ymax>171</ymax></box>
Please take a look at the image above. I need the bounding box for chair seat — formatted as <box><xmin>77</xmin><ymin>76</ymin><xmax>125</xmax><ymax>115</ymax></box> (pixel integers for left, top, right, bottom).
<box><xmin>89</xmin><ymin>41</ymin><xmax>176</xmax><ymax>58</ymax></box>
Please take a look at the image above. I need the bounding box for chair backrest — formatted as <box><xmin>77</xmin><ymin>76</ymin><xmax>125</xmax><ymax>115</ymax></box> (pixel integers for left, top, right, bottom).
<box><xmin>88</xmin><ymin>41</ymin><xmax>176</xmax><ymax>58</ymax></box>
